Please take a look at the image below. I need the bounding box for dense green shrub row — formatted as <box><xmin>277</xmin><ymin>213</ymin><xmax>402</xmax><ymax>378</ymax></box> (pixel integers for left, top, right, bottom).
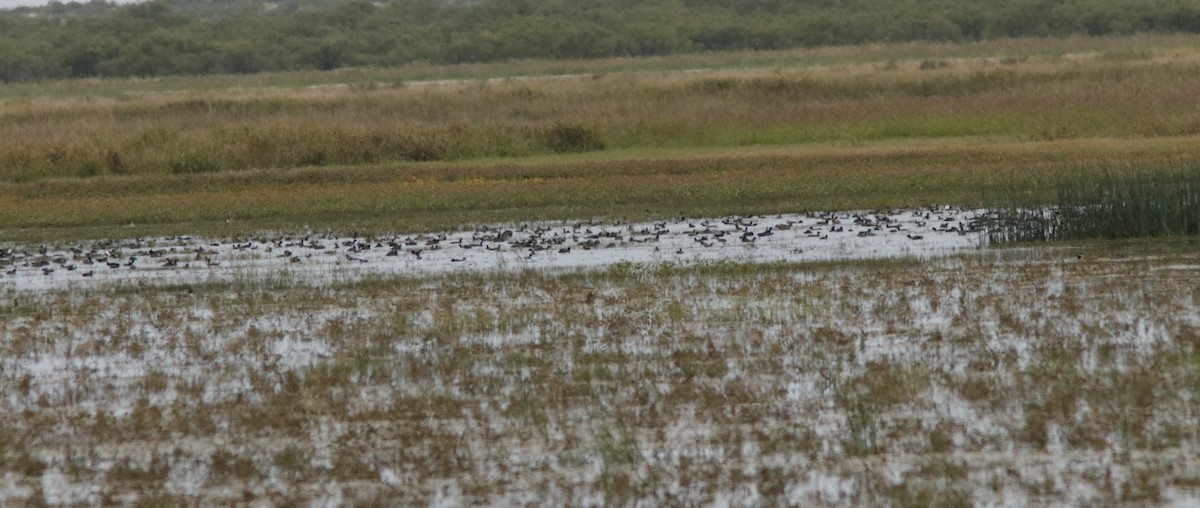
<box><xmin>1</xmin><ymin>0</ymin><xmax>1198</xmax><ymax>82</ymax></box>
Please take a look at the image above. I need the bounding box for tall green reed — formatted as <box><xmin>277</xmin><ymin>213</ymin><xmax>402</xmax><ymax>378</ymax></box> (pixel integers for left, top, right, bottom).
<box><xmin>987</xmin><ymin>167</ymin><xmax>1200</xmax><ymax>244</ymax></box>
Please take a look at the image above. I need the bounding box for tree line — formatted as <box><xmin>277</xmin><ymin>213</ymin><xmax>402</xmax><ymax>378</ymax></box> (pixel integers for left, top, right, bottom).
<box><xmin>1</xmin><ymin>0</ymin><xmax>1198</xmax><ymax>83</ymax></box>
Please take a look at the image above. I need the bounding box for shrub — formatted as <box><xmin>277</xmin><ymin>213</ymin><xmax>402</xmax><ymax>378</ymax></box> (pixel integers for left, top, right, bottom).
<box><xmin>544</xmin><ymin>123</ymin><xmax>605</xmax><ymax>154</ymax></box>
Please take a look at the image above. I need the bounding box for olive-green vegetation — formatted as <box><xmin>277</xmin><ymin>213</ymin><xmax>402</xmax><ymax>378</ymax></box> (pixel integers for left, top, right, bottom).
<box><xmin>2</xmin><ymin>34</ymin><xmax>1200</xmax><ymax>241</ymax></box>
<box><xmin>989</xmin><ymin>168</ymin><xmax>1200</xmax><ymax>244</ymax></box>
<box><xmin>2</xmin><ymin>0</ymin><xmax>1199</xmax><ymax>82</ymax></box>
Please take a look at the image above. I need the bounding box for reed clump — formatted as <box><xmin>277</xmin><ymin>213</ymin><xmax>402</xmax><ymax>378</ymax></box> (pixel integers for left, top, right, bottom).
<box><xmin>988</xmin><ymin>167</ymin><xmax>1200</xmax><ymax>244</ymax></box>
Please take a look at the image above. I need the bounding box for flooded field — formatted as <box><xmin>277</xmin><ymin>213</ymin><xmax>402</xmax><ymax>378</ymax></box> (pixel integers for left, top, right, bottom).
<box><xmin>2</xmin><ymin>208</ymin><xmax>981</xmax><ymax>293</ymax></box>
<box><xmin>2</xmin><ymin>212</ymin><xmax>1200</xmax><ymax>505</ymax></box>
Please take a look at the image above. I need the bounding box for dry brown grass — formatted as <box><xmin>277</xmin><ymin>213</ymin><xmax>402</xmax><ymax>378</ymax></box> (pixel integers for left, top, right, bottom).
<box><xmin>1</xmin><ymin>35</ymin><xmax>1198</xmax><ymax>184</ymax></box>
<box><xmin>1</xmin><ymin>33</ymin><xmax>1199</xmax><ymax>239</ymax></box>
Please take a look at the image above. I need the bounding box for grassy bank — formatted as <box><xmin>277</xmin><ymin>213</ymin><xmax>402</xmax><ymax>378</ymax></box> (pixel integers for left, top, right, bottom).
<box><xmin>2</xmin><ymin>33</ymin><xmax>1195</xmax><ymax>101</ymax></box>
<box><xmin>2</xmin><ymin>34</ymin><xmax>1200</xmax><ymax>240</ymax></box>
<box><xmin>2</xmin><ymin>138</ymin><xmax>1197</xmax><ymax>242</ymax></box>
<box><xmin>3</xmin><ymin>47</ymin><xmax>1199</xmax><ymax>182</ymax></box>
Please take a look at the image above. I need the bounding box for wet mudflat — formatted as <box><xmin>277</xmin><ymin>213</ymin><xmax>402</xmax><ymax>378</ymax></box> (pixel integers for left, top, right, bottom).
<box><xmin>2</xmin><ymin>211</ymin><xmax>1199</xmax><ymax>505</ymax></box>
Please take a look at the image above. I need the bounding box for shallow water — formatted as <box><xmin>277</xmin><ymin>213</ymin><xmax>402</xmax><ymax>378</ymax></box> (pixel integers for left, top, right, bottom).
<box><xmin>5</xmin><ymin>209</ymin><xmax>1195</xmax><ymax>505</ymax></box>
<box><xmin>1</xmin><ymin>208</ymin><xmax>984</xmax><ymax>292</ymax></box>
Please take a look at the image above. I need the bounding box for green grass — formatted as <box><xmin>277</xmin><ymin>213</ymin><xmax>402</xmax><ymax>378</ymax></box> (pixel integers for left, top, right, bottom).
<box><xmin>680</xmin><ymin>111</ymin><xmax>1041</xmax><ymax>148</ymax></box>
<box><xmin>1</xmin><ymin>33</ymin><xmax>1193</xmax><ymax>101</ymax></box>
<box><xmin>3</xmin><ymin>138</ymin><xmax>1198</xmax><ymax>242</ymax></box>
<box><xmin>988</xmin><ymin>167</ymin><xmax>1200</xmax><ymax>244</ymax></box>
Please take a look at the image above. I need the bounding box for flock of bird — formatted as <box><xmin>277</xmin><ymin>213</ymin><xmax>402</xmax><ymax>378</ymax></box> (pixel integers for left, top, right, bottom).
<box><xmin>1</xmin><ymin>207</ymin><xmax>985</xmax><ymax>288</ymax></box>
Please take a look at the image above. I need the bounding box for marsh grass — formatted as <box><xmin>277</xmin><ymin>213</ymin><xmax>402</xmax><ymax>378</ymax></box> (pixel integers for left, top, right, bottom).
<box><xmin>2</xmin><ymin>33</ymin><xmax>1191</xmax><ymax>101</ymax></box>
<box><xmin>8</xmin><ymin>32</ymin><xmax>1200</xmax><ymax>503</ymax></box>
<box><xmin>4</xmin><ymin>245</ymin><xmax>1200</xmax><ymax>503</ymax></box>
<box><xmin>1056</xmin><ymin>169</ymin><xmax>1200</xmax><ymax>239</ymax></box>
<box><xmin>3</xmin><ymin>35</ymin><xmax>1200</xmax><ymax>237</ymax></box>
<box><xmin>988</xmin><ymin>167</ymin><xmax>1200</xmax><ymax>243</ymax></box>
<box><xmin>3</xmin><ymin>140</ymin><xmax>1196</xmax><ymax>242</ymax></box>
<box><xmin>0</xmin><ymin>43</ymin><xmax>1194</xmax><ymax>176</ymax></box>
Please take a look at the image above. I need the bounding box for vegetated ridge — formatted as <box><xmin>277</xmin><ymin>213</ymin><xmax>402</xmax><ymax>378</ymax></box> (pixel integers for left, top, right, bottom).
<box><xmin>1</xmin><ymin>0</ymin><xmax>1199</xmax><ymax>82</ymax></box>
